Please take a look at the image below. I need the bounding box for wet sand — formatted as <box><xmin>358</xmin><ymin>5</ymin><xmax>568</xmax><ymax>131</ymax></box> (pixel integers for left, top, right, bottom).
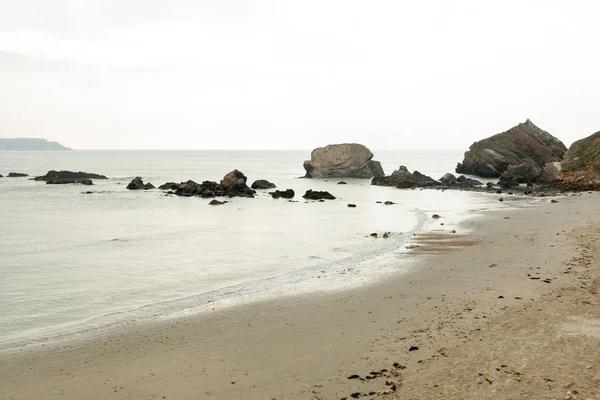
<box><xmin>1</xmin><ymin>192</ymin><xmax>599</xmax><ymax>400</ymax></box>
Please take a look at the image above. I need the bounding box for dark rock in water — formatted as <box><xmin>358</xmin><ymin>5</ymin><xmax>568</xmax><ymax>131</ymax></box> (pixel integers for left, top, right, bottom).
<box><xmin>209</xmin><ymin>199</ymin><xmax>225</xmax><ymax>206</ymax></box>
<box><xmin>81</xmin><ymin>179</ymin><xmax>93</xmax><ymax>186</ymax></box>
<box><xmin>486</xmin><ymin>182</ymin><xmax>495</xmax><ymax>188</ymax></box>
<box><xmin>551</xmin><ymin>199</ymin><xmax>559</xmax><ymax>203</ymax></box>
<box><xmin>370</xmin><ymin>233</ymin><xmax>378</xmax><ymax>238</ymax></box>
<box><xmin>372</xmin><ymin>166</ymin><xmax>440</xmax><ymax>189</ymax></box>
<box><xmin>270</xmin><ymin>189</ymin><xmax>295</xmax><ymax>199</ymax></box>
<box><xmin>158</xmin><ymin>182</ymin><xmax>179</xmax><ymax>191</ymax></box>
<box><xmin>497</xmin><ymin>176</ymin><xmax>519</xmax><ymax>189</ymax></box>
<box><xmin>251</xmin><ymin>179</ymin><xmax>276</xmax><ymax>190</ymax></box>
<box><xmin>439</xmin><ymin>173</ymin><xmax>457</xmax><ymax>184</ymax></box>
<box><xmin>127</xmin><ymin>177</ymin><xmax>155</xmax><ymax>190</ymax></box>
<box><xmin>303</xmin><ymin>143</ymin><xmax>385</xmax><ymax>178</ymax></box>
<box><xmin>338</xmin><ymin>181</ymin><xmax>348</xmax><ymax>185</ymax></box>
<box><xmin>384</xmin><ymin>201</ymin><xmax>395</xmax><ymax>205</ymax></box>
<box><xmin>35</xmin><ymin>170</ymin><xmax>108</xmax><ymax>184</ymax></box>
<box><xmin>7</xmin><ymin>172</ymin><xmax>28</xmax><ymax>177</ymax></box>
<box><xmin>456</xmin><ymin>119</ymin><xmax>566</xmax><ymax>179</ymax></box>
<box><xmin>348</xmin><ymin>203</ymin><xmax>357</xmax><ymax>208</ymax></box>
<box><xmin>303</xmin><ymin>189</ymin><xmax>336</xmax><ymax>200</ymax></box>
<box><xmin>221</xmin><ymin>169</ymin><xmax>248</xmax><ymax>189</ymax></box>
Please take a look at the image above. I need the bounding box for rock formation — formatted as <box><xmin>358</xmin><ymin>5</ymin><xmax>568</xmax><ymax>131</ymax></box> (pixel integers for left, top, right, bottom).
<box><xmin>34</xmin><ymin>170</ymin><xmax>108</xmax><ymax>184</ymax></box>
<box><xmin>7</xmin><ymin>172</ymin><xmax>28</xmax><ymax>177</ymax></box>
<box><xmin>251</xmin><ymin>179</ymin><xmax>276</xmax><ymax>189</ymax></box>
<box><xmin>126</xmin><ymin>177</ymin><xmax>155</xmax><ymax>190</ymax></box>
<box><xmin>456</xmin><ymin>119</ymin><xmax>567</xmax><ymax>182</ymax></box>
<box><xmin>303</xmin><ymin>143</ymin><xmax>384</xmax><ymax>179</ymax></box>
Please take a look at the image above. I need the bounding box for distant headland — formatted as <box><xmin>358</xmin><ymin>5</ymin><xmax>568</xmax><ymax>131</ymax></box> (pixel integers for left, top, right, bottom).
<box><xmin>0</xmin><ymin>138</ymin><xmax>72</xmax><ymax>151</ymax></box>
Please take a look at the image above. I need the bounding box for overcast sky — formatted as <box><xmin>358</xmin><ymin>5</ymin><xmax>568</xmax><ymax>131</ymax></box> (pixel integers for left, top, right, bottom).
<box><xmin>0</xmin><ymin>0</ymin><xmax>598</xmax><ymax>150</ymax></box>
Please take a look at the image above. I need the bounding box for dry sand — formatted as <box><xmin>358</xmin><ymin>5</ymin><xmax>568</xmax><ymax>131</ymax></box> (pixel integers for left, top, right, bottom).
<box><xmin>1</xmin><ymin>192</ymin><xmax>600</xmax><ymax>400</ymax></box>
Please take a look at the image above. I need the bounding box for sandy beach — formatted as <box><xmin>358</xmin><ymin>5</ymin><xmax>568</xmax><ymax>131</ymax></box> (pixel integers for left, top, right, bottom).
<box><xmin>1</xmin><ymin>192</ymin><xmax>600</xmax><ymax>400</ymax></box>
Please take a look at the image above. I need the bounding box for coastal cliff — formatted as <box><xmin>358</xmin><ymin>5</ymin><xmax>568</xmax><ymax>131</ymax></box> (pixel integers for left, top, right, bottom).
<box><xmin>0</xmin><ymin>138</ymin><xmax>72</xmax><ymax>151</ymax></box>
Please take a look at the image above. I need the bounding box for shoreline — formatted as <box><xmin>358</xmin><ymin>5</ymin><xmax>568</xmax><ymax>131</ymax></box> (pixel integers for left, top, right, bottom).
<box><xmin>0</xmin><ymin>192</ymin><xmax>478</xmax><ymax>354</ymax></box>
<box><xmin>2</xmin><ymin>193</ymin><xmax>598</xmax><ymax>399</ymax></box>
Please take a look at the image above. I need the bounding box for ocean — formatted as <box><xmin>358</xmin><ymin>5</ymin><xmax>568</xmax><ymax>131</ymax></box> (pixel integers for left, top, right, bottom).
<box><xmin>0</xmin><ymin>150</ymin><xmax>502</xmax><ymax>350</ymax></box>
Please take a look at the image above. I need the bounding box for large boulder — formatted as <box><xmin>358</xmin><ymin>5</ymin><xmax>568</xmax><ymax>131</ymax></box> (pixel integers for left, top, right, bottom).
<box><xmin>251</xmin><ymin>179</ymin><xmax>276</xmax><ymax>189</ymax></box>
<box><xmin>127</xmin><ymin>177</ymin><xmax>155</xmax><ymax>190</ymax></box>
<box><xmin>500</xmin><ymin>160</ymin><xmax>542</xmax><ymax>183</ymax></box>
<box><xmin>303</xmin><ymin>143</ymin><xmax>384</xmax><ymax>178</ymax></box>
<box><xmin>539</xmin><ymin>162</ymin><xmax>562</xmax><ymax>183</ymax></box>
<box><xmin>34</xmin><ymin>170</ymin><xmax>108</xmax><ymax>184</ymax></box>
<box><xmin>8</xmin><ymin>172</ymin><xmax>28</xmax><ymax>177</ymax></box>
<box><xmin>456</xmin><ymin>119</ymin><xmax>567</xmax><ymax>179</ymax></box>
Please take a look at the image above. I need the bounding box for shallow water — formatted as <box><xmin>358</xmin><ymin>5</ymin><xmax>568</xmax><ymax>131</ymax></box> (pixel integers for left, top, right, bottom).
<box><xmin>0</xmin><ymin>150</ymin><xmax>501</xmax><ymax>349</ymax></box>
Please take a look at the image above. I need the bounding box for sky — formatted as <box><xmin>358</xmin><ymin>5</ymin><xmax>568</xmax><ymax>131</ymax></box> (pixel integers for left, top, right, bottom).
<box><xmin>0</xmin><ymin>0</ymin><xmax>599</xmax><ymax>150</ymax></box>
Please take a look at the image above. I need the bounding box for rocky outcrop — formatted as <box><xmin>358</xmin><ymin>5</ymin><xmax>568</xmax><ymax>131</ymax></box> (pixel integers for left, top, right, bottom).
<box><xmin>270</xmin><ymin>189</ymin><xmax>295</xmax><ymax>199</ymax></box>
<box><xmin>34</xmin><ymin>170</ymin><xmax>108</xmax><ymax>184</ymax></box>
<box><xmin>556</xmin><ymin>131</ymin><xmax>600</xmax><ymax>190</ymax></box>
<box><xmin>562</xmin><ymin>131</ymin><xmax>600</xmax><ymax>173</ymax></box>
<box><xmin>126</xmin><ymin>177</ymin><xmax>155</xmax><ymax>190</ymax></box>
<box><xmin>0</xmin><ymin>174</ymin><xmax>3</xmax><ymax>178</ymax></box>
<box><xmin>251</xmin><ymin>179</ymin><xmax>276</xmax><ymax>189</ymax></box>
<box><xmin>303</xmin><ymin>143</ymin><xmax>384</xmax><ymax>179</ymax></box>
<box><xmin>7</xmin><ymin>172</ymin><xmax>28</xmax><ymax>177</ymax></box>
<box><xmin>159</xmin><ymin>170</ymin><xmax>256</xmax><ymax>198</ymax></box>
<box><xmin>303</xmin><ymin>190</ymin><xmax>336</xmax><ymax>200</ymax></box>
<box><xmin>456</xmin><ymin>119</ymin><xmax>567</xmax><ymax>182</ymax></box>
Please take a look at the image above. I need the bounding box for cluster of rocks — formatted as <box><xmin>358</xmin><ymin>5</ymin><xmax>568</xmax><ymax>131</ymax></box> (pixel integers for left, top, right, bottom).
<box><xmin>158</xmin><ymin>170</ymin><xmax>257</xmax><ymax>198</ymax></box>
<box><xmin>372</xmin><ymin>166</ymin><xmax>483</xmax><ymax>189</ymax></box>
<box><xmin>34</xmin><ymin>170</ymin><xmax>108</xmax><ymax>185</ymax></box>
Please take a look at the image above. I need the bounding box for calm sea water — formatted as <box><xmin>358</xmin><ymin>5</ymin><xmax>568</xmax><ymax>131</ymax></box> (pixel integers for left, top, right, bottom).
<box><xmin>0</xmin><ymin>150</ymin><xmax>500</xmax><ymax>350</ymax></box>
